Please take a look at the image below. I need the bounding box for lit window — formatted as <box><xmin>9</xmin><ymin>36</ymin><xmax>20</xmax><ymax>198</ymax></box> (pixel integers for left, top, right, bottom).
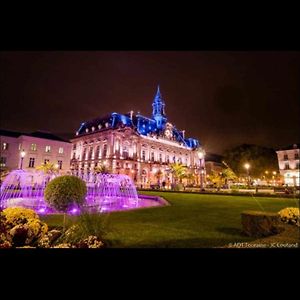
<box><xmin>115</xmin><ymin>139</ymin><xmax>119</xmax><ymax>151</ymax></box>
<box><xmin>45</xmin><ymin>146</ymin><xmax>51</xmax><ymax>153</ymax></box>
<box><xmin>28</xmin><ymin>158</ymin><xmax>35</xmax><ymax>168</ymax></box>
<box><xmin>95</xmin><ymin>145</ymin><xmax>100</xmax><ymax>158</ymax></box>
<box><xmin>103</xmin><ymin>144</ymin><xmax>107</xmax><ymax>157</ymax></box>
<box><xmin>58</xmin><ymin>147</ymin><xmax>64</xmax><ymax>154</ymax></box>
<box><xmin>123</xmin><ymin>147</ymin><xmax>129</xmax><ymax>159</ymax></box>
<box><xmin>31</xmin><ymin>143</ymin><xmax>37</xmax><ymax>151</ymax></box>
<box><xmin>58</xmin><ymin>160</ymin><xmax>63</xmax><ymax>170</ymax></box>
<box><xmin>19</xmin><ymin>144</ymin><xmax>22</xmax><ymax>151</ymax></box>
<box><xmin>82</xmin><ymin>148</ymin><xmax>87</xmax><ymax>160</ymax></box>
<box><xmin>2</xmin><ymin>143</ymin><xmax>8</xmax><ymax>150</ymax></box>
<box><xmin>89</xmin><ymin>147</ymin><xmax>93</xmax><ymax>160</ymax></box>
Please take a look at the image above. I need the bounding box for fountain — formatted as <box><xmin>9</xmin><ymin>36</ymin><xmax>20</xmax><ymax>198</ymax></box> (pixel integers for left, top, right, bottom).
<box><xmin>0</xmin><ymin>170</ymin><xmax>166</xmax><ymax>214</ymax></box>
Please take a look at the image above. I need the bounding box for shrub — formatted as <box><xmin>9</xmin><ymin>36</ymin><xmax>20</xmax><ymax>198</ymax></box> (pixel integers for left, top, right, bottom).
<box><xmin>44</xmin><ymin>175</ymin><xmax>87</xmax><ymax>212</ymax></box>
<box><xmin>75</xmin><ymin>236</ymin><xmax>104</xmax><ymax>248</ymax></box>
<box><xmin>278</xmin><ymin>207</ymin><xmax>300</xmax><ymax>227</ymax></box>
<box><xmin>57</xmin><ymin>213</ymin><xmax>109</xmax><ymax>247</ymax></box>
<box><xmin>0</xmin><ymin>207</ymin><xmax>48</xmax><ymax>247</ymax></box>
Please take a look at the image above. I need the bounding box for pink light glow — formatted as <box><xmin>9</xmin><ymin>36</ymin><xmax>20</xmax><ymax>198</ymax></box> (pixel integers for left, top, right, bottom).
<box><xmin>0</xmin><ymin>170</ymin><xmax>167</xmax><ymax>215</ymax></box>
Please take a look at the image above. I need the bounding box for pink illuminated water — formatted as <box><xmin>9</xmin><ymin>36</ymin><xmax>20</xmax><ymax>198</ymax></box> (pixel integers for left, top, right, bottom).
<box><xmin>0</xmin><ymin>170</ymin><xmax>166</xmax><ymax>214</ymax></box>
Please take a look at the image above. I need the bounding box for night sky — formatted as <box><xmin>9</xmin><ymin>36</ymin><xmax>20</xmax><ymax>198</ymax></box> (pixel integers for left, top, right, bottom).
<box><xmin>1</xmin><ymin>51</ymin><xmax>299</xmax><ymax>154</ymax></box>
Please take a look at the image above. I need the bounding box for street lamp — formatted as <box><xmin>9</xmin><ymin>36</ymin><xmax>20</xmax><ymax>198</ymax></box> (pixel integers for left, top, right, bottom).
<box><xmin>197</xmin><ymin>148</ymin><xmax>206</xmax><ymax>191</ymax></box>
<box><xmin>20</xmin><ymin>149</ymin><xmax>26</xmax><ymax>169</ymax></box>
<box><xmin>244</xmin><ymin>163</ymin><xmax>250</xmax><ymax>187</ymax></box>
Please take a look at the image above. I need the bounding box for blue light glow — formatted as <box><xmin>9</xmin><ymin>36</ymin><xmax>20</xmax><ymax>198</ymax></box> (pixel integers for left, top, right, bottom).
<box><xmin>77</xmin><ymin>86</ymin><xmax>200</xmax><ymax>149</ymax></box>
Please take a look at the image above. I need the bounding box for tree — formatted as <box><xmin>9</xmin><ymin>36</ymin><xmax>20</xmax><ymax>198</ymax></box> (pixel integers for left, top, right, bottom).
<box><xmin>223</xmin><ymin>144</ymin><xmax>278</xmax><ymax>178</ymax></box>
<box><xmin>36</xmin><ymin>162</ymin><xmax>58</xmax><ymax>175</ymax></box>
<box><xmin>169</xmin><ymin>163</ymin><xmax>187</xmax><ymax>184</ymax></box>
<box><xmin>183</xmin><ymin>172</ymin><xmax>196</xmax><ymax>186</ymax></box>
<box><xmin>0</xmin><ymin>166</ymin><xmax>10</xmax><ymax>184</ymax></box>
<box><xmin>209</xmin><ymin>167</ymin><xmax>238</xmax><ymax>190</ymax></box>
<box><xmin>44</xmin><ymin>175</ymin><xmax>87</xmax><ymax>231</ymax></box>
<box><xmin>94</xmin><ymin>163</ymin><xmax>111</xmax><ymax>174</ymax></box>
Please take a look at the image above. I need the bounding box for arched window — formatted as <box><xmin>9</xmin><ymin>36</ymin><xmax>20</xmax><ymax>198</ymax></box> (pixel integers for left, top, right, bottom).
<box><xmin>123</xmin><ymin>146</ymin><xmax>129</xmax><ymax>159</ymax></box>
<box><xmin>115</xmin><ymin>139</ymin><xmax>120</xmax><ymax>152</ymax></box>
<box><xmin>151</xmin><ymin>152</ymin><xmax>155</xmax><ymax>162</ymax></box>
<box><xmin>88</xmin><ymin>147</ymin><xmax>93</xmax><ymax>160</ymax></box>
<box><xmin>95</xmin><ymin>145</ymin><xmax>100</xmax><ymax>159</ymax></box>
<box><xmin>132</xmin><ymin>143</ymin><xmax>137</xmax><ymax>157</ymax></box>
<box><xmin>82</xmin><ymin>148</ymin><xmax>87</xmax><ymax>160</ymax></box>
<box><xmin>103</xmin><ymin>144</ymin><xmax>107</xmax><ymax>157</ymax></box>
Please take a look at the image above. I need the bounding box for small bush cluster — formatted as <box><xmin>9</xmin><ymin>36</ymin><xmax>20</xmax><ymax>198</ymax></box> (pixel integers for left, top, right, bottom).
<box><xmin>0</xmin><ymin>207</ymin><xmax>48</xmax><ymax>248</ymax></box>
<box><xmin>0</xmin><ymin>207</ymin><xmax>106</xmax><ymax>248</ymax></box>
<box><xmin>278</xmin><ymin>207</ymin><xmax>300</xmax><ymax>227</ymax></box>
<box><xmin>56</xmin><ymin>213</ymin><xmax>108</xmax><ymax>248</ymax></box>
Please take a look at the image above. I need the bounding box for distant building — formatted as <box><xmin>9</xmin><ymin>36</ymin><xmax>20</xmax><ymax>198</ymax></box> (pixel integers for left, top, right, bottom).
<box><xmin>205</xmin><ymin>153</ymin><xmax>224</xmax><ymax>175</ymax></box>
<box><xmin>70</xmin><ymin>87</ymin><xmax>204</xmax><ymax>187</ymax></box>
<box><xmin>0</xmin><ymin>129</ymin><xmax>72</xmax><ymax>174</ymax></box>
<box><xmin>276</xmin><ymin>143</ymin><xmax>300</xmax><ymax>186</ymax></box>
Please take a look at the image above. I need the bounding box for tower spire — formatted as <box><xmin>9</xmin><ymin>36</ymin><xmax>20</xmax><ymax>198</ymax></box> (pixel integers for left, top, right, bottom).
<box><xmin>154</xmin><ymin>84</ymin><xmax>163</xmax><ymax>103</ymax></box>
<box><xmin>152</xmin><ymin>85</ymin><xmax>167</xmax><ymax>130</ymax></box>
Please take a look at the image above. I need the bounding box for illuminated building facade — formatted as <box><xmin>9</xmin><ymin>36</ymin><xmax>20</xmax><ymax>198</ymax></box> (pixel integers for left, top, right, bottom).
<box><xmin>0</xmin><ymin>129</ymin><xmax>72</xmax><ymax>174</ymax></box>
<box><xmin>276</xmin><ymin>143</ymin><xmax>300</xmax><ymax>187</ymax></box>
<box><xmin>70</xmin><ymin>87</ymin><xmax>204</xmax><ymax>188</ymax></box>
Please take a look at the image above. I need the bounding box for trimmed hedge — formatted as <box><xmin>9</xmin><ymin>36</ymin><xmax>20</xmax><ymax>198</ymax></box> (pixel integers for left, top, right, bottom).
<box><xmin>44</xmin><ymin>175</ymin><xmax>87</xmax><ymax>212</ymax></box>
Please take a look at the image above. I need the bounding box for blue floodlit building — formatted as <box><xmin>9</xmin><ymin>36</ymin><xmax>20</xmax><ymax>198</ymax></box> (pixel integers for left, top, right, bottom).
<box><xmin>71</xmin><ymin>87</ymin><xmax>205</xmax><ymax>187</ymax></box>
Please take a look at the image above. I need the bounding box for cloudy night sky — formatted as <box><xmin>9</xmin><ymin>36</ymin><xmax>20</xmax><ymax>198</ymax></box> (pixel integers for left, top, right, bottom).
<box><xmin>0</xmin><ymin>51</ymin><xmax>299</xmax><ymax>154</ymax></box>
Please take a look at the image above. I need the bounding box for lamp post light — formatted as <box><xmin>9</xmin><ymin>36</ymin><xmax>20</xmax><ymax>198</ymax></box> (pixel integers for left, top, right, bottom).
<box><xmin>244</xmin><ymin>163</ymin><xmax>250</xmax><ymax>187</ymax></box>
<box><xmin>20</xmin><ymin>150</ymin><xmax>26</xmax><ymax>170</ymax></box>
<box><xmin>197</xmin><ymin>148</ymin><xmax>206</xmax><ymax>191</ymax></box>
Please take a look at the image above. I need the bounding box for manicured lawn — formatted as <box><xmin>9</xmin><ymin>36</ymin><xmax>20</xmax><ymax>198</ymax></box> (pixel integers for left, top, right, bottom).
<box><xmin>41</xmin><ymin>192</ymin><xmax>299</xmax><ymax>248</ymax></box>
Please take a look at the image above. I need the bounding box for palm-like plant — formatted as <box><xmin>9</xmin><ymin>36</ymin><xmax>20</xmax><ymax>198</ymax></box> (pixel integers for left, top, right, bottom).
<box><xmin>184</xmin><ymin>172</ymin><xmax>196</xmax><ymax>186</ymax></box>
<box><xmin>169</xmin><ymin>163</ymin><xmax>187</xmax><ymax>184</ymax></box>
<box><xmin>94</xmin><ymin>164</ymin><xmax>111</xmax><ymax>174</ymax></box>
<box><xmin>209</xmin><ymin>167</ymin><xmax>237</xmax><ymax>189</ymax></box>
<box><xmin>36</xmin><ymin>162</ymin><xmax>58</xmax><ymax>175</ymax></box>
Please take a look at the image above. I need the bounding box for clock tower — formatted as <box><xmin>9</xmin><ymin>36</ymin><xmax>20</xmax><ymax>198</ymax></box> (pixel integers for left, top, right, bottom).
<box><xmin>152</xmin><ymin>85</ymin><xmax>167</xmax><ymax>131</ymax></box>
